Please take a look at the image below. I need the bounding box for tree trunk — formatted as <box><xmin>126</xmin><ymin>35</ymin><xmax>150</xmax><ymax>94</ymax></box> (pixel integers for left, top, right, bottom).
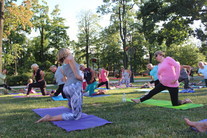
<box><xmin>40</xmin><ymin>26</ymin><xmax>44</xmax><ymax>63</ymax></box>
<box><xmin>0</xmin><ymin>0</ymin><xmax>4</xmax><ymax>73</ymax></box>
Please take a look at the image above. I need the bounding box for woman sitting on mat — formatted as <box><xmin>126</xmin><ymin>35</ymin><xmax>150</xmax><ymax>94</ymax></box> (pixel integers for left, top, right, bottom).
<box><xmin>131</xmin><ymin>51</ymin><xmax>192</xmax><ymax>106</ymax></box>
<box><xmin>36</xmin><ymin>48</ymin><xmax>83</xmax><ymax>123</ymax></box>
<box><xmin>80</xmin><ymin>65</ymin><xmax>105</xmax><ymax>96</ymax></box>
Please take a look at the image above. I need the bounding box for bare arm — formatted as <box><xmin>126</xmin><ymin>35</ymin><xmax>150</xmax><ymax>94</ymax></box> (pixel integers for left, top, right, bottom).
<box><xmin>90</xmin><ymin>68</ymin><xmax>95</xmax><ymax>83</ymax></box>
<box><xmin>182</xmin><ymin>65</ymin><xmax>192</xmax><ymax>75</ymax></box>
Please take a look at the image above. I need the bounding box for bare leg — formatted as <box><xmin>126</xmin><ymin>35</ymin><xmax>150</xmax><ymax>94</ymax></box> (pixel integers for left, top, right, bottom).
<box><xmin>35</xmin><ymin>114</ymin><xmax>63</xmax><ymax>123</ymax></box>
<box><xmin>131</xmin><ymin>98</ymin><xmax>141</xmax><ymax>103</ymax></box>
<box><xmin>184</xmin><ymin>118</ymin><xmax>207</xmax><ymax>132</ymax></box>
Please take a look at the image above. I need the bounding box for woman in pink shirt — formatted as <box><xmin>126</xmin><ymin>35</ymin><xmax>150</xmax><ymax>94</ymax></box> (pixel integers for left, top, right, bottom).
<box><xmin>131</xmin><ymin>51</ymin><xmax>192</xmax><ymax>106</ymax></box>
<box><xmin>96</xmin><ymin>67</ymin><xmax>110</xmax><ymax>89</ymax></box>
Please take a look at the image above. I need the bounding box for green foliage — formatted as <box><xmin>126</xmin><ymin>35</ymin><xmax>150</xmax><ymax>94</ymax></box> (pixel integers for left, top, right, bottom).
<box><xmin>166</xmin><ymin>42</ymin><xmax>206</xmax><ymax>66</ymax></box>
<box><xmin>6</xmin><ymin>71</ymin><xmax>54</xmax><ymax>86</ymax></box>
<box><xmin>6</xmin><ymin>74</ymin><xmax>29</xmax><ymax>86</ymax></box>
<box><xmin>44</xmin><ymin>72</ymin><xmax>55</xmax><ymax>84</ymax></box>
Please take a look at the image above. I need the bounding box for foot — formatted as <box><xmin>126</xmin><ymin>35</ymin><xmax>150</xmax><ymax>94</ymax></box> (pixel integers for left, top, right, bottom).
<box><xmin>35</xmin><ymin>115</ymin><xmax>51</xmax><ymax>123</ymax></box>
<box><xmin>183</xmin><ymin>98</ymin><xmax>193</xmax><ymax>104</ymax></box>
<box><xmin>184</xmin><ymin>118</ymin><xmax>207</xmax><ymax>132</ymax></box>
<box><xmin>131</xmin><ymin>99</ymin><xmax>141</xmax><ymax>103</ymax></box>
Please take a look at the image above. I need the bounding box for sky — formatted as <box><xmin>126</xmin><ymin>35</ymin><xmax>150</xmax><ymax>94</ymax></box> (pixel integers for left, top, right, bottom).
<box><xmin>33</xmin><ymin>0</ymin><xmax>110</xmax><ymax>40</ymax></box>
<box><xmin>47</xmin><ymin>0</ymin><xmax>109</xmax><ymax>40</ymax></box>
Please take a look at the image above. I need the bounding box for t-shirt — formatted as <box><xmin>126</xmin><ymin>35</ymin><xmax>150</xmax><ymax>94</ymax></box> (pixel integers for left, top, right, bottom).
<box><xmin>150</xmin><ymin>66</ymin><xmax>158</xmax><ymax>81</ymax></box>
<box><xmin>100</xmin><ymin>69</ymin><xmax>108</xmax><ymax>82</ymax></box>
<box><xmin>179</xmin><ymin>68</ymin><xmax>189</xmax><ymax>79</ymax></box>
<box><xmin>54</xmin><ymin>66</ymin><xmax>65</xmax><ymax>85</ymax></box>
<box><xmin>198</xmin><ymin>65</ymin><xmax>207</xmax><ymax>79</ymax></box>
<box><xmin>158</xmin><ymin>57</ymin><xmax>180</xmax><ymax>87</ymax></box>
<box><xmin>0</xmin><ymin>73</ymin><xmax>6</xmax><ymax>85</ymax></box>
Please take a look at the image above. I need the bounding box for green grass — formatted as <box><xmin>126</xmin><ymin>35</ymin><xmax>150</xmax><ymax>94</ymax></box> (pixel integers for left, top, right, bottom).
<box><xmin>1</xmin><ymin>82</ymin><xmax>207</xmax><ymax>137</ymax></box>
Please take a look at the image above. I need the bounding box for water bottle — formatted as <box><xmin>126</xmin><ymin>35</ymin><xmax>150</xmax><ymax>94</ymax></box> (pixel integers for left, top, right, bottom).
<box><xmin>122</xmin><ymin>93</ymin><xmax>126</xmax><ymax>102</ymax></box>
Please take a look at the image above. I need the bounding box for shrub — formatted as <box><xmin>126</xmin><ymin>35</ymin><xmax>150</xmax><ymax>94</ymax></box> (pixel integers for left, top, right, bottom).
<box><xmin>6</xmin><ymin>74</ymin><xmax>30</xmax><ymax>86</ymax></box>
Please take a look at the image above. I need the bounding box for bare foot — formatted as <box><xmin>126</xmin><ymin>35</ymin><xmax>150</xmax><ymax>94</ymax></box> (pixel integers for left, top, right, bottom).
<box><xmin>35</xmin><ymin>115</ymin><xmax>51</xmax><ymax>123</ymax></box>
<box><xmin>183</xmin><ymin>98</ymin><xmax>193</xmax><ymax>104</ymax></box>
<box><xmin>184</xmin><ymin>118</ymin><xmax>207</xmax><ymax>132</ymax></box>
<box><xmin>131</xmin><ymin>99</ymin><xmax>141</xmax><ymax>103</ymax></box>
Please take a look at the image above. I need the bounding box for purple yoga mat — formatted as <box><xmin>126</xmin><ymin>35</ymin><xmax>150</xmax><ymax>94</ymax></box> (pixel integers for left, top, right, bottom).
<box><xmin>14</xmin><ymin>95</ymin><xmax>49</xmax><ymax>98</ymax></box>
<box><xmin>33</xmin><ymin>106</ymin><xmax>112</xmax><ymax>132</ymax></box>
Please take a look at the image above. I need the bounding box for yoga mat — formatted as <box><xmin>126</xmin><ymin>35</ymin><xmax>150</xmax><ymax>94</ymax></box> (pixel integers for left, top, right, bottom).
<box><xmin>135</xmin><ymin>89</ymin><xmax>169</xmax><ymax>93</ymax></box>
<box><xmin>84</xmin><ymin>94</ymin><xmax>111</xmax><ymax>97</ymax></box>
<box><xmin>52</xmin><ymin>95</ymin><xmax>67</xmax><ymax>101</ymax></box>
<box><xmin>190</xmin><ymin>119</ymin><xmax>207</xmax><ymax>132</ymax></box>
<box><xmin>179</xmin><ymin>89</ymin><xmax>195</xmax><ymax>93</ymax></box>
<box><xmin>96</xmin><ymin>88</ymin><xmax>108</xmax><ymax>90</ymax></box>
<box><xmin>33</xmin><ymin>106</ymin><xmax>112</xmax><ymax>132</ymax></box>
<box><xmin>14</xmin><ymin>95</ymin><xmax>49</xmax><ymax>98</ymax></box>
<box><xmin>127</xmin><ymin>98</ymin><xmax>203</xmax><ymax>110</ymax></box>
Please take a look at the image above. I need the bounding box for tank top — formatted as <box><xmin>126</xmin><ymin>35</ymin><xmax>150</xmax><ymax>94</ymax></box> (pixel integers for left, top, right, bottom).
<box><xmin>84</xmin><ymin>68</ymin><xmax>96</xmax><ymax>84</ymax></box>
<box><xmin>62</xmin><ymin>63</ymin><xmax>82</xmax><ymax>86</ymax></box>
<box><xmin>34</xmin><ymin>69</ymin><xmax>43</xmax><ymax>82</ymax></box>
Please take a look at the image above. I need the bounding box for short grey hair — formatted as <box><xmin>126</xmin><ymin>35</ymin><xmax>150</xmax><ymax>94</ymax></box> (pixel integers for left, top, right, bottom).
<box><xmin>50</xmin><ymin>65</ymin><xmax>56</xmax><ymax>69</ymax></box>
<box><xmin>31</xmin><ymin>63</ymin><xmax>39</xmax><ymax>69</ymax></box>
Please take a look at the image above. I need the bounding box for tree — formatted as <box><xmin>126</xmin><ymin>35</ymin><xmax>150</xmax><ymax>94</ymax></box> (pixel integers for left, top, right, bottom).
<box><xmin>46</xmin><ymin>5</ymin><xmax>70</xmax><ymax>64</ymax></box>
<box><xmin>166</xmin><ymin>42</ymin><xmax>205</xmax><ymax>67</ymax></box>
<box><xmin>0</xmin><ymin>0</ymin><xmax>33</xmax><ymax>72</ymax></box>
<box><xmin>31</xmin><ymin>0</ymin><xmax>50</xmax><ymax>64</ymax></box>
<box><xmin>98</xmin><ymin>0</ymin><xmax>136</xmax><ymax>68</ymax></box>
<box><xmin>77</xmin><ymin>10</ymin><xmax>101</xmax><ymax>68</ymax></box>
<box><xmin>0</xmin><ymin>0</ymin><xmax>4</xmax><ymax>73</ymax></box>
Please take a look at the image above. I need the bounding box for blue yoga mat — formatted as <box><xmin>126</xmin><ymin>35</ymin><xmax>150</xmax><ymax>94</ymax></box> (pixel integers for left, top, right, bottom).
<box><xmin>84</xmin><ymin>94</ymin><xmax>111</xmax><ymax>97</ymax></box>
<box><xmin>52</xmin><ymin>95</ymin><xmax>68</xmax><ymax>101</ymax></box>
<box><xmin>33</xmin><ymin>106</ymin><xmax>112</xmax><ymax>132</ymax></box>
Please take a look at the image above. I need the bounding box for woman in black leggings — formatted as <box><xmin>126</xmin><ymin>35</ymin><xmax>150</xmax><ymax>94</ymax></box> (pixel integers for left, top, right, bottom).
<box><xmin>131</xmin><ymin>51</ymin><xmax>192</xmax><ymax>106</ymax></box>
<box><xmin>26</xmin><ymin>64</ymin><xmax>46</xmax><ymax>96</ymax></box>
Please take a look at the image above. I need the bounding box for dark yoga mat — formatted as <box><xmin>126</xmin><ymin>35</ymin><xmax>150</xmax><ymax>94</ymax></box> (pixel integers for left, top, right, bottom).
<box><xmin>33</xmin><ymin>106</ymin><xmax>112</xmax><ymax>132</ymax></box>
<box><xmin>127</xmin><ymin>98</ymin><xmax>203</xmax><ymax>110</ymax></box>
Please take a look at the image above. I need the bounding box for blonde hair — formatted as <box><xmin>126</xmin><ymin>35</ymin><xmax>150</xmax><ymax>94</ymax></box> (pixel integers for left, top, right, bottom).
<box><xmin>57</xmin><ymin>48</ymin><xmax>71</xmax><ymax>63</ymax></box>
<box><xmin>28</xmin><ymin>78</ymin><xmax>33</xmax><ymax>84</ymax></box>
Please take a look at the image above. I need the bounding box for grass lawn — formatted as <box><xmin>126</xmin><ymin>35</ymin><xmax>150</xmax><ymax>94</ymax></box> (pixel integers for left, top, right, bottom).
<box><xmin>1</xmin><ymin>80</ymin><xmax>207</xmax><ymax>137</ymax></box>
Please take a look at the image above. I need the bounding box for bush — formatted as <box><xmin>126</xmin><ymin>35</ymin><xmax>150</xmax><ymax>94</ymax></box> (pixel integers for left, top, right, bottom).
<box><xmin>6</xmin><ymin>71</ymin><xmax>55</xmax><ymax>86</ymax></box>
<box><xmin>7</xmin><ymin>74</ymin><xmax>30</xmax><ymax>86</ymax></box>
